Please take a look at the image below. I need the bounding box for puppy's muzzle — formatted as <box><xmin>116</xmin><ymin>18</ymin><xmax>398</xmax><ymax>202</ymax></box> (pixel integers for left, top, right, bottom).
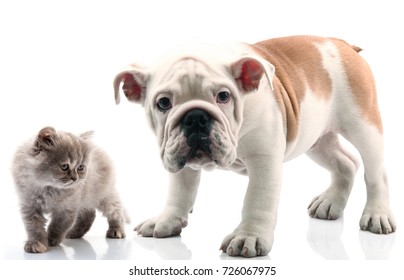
<box><xmin>180</xmin><ymin>109</ymin><xmax>213</xmax><ymax>159</ymax></box>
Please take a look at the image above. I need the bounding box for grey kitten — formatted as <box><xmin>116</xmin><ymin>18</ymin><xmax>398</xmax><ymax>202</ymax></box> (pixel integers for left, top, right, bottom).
<box><xmin>12</xmin><ymin>127</ymin><xmax>128</xmax><ymax>253</ymax></box>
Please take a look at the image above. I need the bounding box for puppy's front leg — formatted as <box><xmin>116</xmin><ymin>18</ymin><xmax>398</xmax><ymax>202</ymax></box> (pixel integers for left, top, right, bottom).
<box><xmin>135</xmin><ymin>167</ymin><xmax>201</xmax><ymax>237</ymax></box>
<box><xmin>221</xmin><ymin>154</ymin><xmax>283</xmax><ymax>257</ymax></box>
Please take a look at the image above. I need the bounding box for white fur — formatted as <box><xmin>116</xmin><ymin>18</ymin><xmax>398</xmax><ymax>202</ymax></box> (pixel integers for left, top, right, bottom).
<box><xmin>285</xmin><ymin>90</ymin><xmax>332</xmax><ymax>160</ymax></box>
<box><xmin>116</xmin><ymin>37</ymin><xmax>396</xmax><ymax>258</ymax></box>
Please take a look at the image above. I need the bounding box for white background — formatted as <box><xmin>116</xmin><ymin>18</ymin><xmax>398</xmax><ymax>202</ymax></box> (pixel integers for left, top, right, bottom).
<box><xmin>1</xmin><ymin>0</ymin><xmax>403</xmax><ymax>279</ymax></box>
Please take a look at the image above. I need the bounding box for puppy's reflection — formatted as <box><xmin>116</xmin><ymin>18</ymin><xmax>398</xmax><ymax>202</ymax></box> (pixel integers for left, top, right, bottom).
<box><xmin>359</xmin><ymin>230</ymin><xmax>395</xmax><ymax>260</ymax></box>
<box><xmin>307</xmin><ymin>217</ymin><xmax>396</xmax><ymax>260</ymax></box>
<box><xmin>219</xmin><ymin>253</ymin><xmax>270</xmax><ymax>260</ymax></box>
<box><xmin>134</xmin><ymin>235</ymin><xmax>191</xmax><ymax>260</ymax></box>
<box><xmin>307</xmin><ymin>217</ymin><xmax>348</xmax><ymax>259</ymax></box>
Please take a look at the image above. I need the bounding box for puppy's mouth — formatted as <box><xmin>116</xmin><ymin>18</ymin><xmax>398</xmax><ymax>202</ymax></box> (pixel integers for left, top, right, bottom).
<box><xmin>178</xmin><ymin>133</ymin><xmax>213</xmax><ymax>169</ymax></box>
<box><xmin>162</xmin><ymin>107</ymin><xmax>238</xmax><ymax>173</ymax></box>
<box><xmin>175</xmin><ymin>108</ymin><xmax>215</xmax><ymax>170</ymax></box>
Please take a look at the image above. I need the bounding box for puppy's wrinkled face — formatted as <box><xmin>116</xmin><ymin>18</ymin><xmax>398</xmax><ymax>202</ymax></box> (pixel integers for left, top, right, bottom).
<box><xmin>146</xmin><ymin>58</ymin><xmax>242</xmax><ymax>172</ymax></box>
<box><xmin>114</xmin><ymin>45</ymin><xmax>273</xmax><ymax>173</ymax></box>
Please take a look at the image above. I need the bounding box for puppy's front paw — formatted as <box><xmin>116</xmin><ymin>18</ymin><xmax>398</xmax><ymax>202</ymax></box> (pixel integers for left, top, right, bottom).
<box><xmin>24</xmin><ymin>240</ymin><xmax>48</xmax><ymax>253</ymax></box>
<box><xmin>135</xmin><ymin>214</ymin><xmax>188</xmax><ymax>238</ymax></box>
<box><xmin>220</xmin><ymin>231</ymin><xmax>273</xmax><ymax>258</ymax></box>
<box><xmin>360</xmin><ymin>205</ymin><xmax>396</xmax><ymax>234</ymax></box>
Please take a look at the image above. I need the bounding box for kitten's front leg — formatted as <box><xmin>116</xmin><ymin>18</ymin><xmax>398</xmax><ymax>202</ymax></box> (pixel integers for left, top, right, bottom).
<box><xmin>47</xmin><ymin>210</ymin><xmax>77</xmax><ymax>247</ymax></box>
<box><xmin>21</xmin><ymin>207</ymin><xmax>48</xmax><ymax>253</ymax></box>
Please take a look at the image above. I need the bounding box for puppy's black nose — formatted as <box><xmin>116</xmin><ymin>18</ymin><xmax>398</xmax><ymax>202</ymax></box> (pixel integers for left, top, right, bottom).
<box><xmin>180</xmin><ymin>109</ymin><xmax>213</xmax><ymax>157</ymax></box>
<box><xmin>181</xmin><ymin>109</ymin><xmax>212</xmax><ymax>137</ymax></box>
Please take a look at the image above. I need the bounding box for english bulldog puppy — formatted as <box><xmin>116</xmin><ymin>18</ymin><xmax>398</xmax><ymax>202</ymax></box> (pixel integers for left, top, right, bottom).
<box><xmin>113</xmin><ymin>35</ymin><xmax>396</xmax><ymax>257</ymax></box>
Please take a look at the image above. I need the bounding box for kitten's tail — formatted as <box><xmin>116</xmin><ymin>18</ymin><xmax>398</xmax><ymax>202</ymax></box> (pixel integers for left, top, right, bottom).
<box><xmin>123</xmin><ymin>208</ymin><xmax>131</xmax><ymax>224</ymax></box>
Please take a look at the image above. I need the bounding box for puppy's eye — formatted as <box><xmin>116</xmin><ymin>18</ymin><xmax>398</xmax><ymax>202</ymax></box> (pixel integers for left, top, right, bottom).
<box><xmin>60</xmin><ymin>164</ymin><xmax>69</xmax><ymax>171</ymax></box>
<box><xmin>216</xmin><ymin>90</ymin><xmax>230</xmax><ymax>104</ymax></box>
<box><xmin>157</xmin><ymin>97</ymin><xmax>172</xmax><ymax>112</ymax></box>
<box><xmin>77</xmin><ymin>164</ymin><xmax>85</xmax><ymax>172</ymax></box>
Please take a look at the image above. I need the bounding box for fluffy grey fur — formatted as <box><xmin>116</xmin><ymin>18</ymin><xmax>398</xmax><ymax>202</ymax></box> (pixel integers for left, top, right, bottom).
<box><xmin>12</xmin><ymin>127</ymin><xmax>127</xmax><ymax>253</ymax></box>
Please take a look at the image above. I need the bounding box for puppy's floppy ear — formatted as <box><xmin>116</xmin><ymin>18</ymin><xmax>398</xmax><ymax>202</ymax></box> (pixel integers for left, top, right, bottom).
<box><xmin>231</xmin><ymin>57</ymin><xmax>275</xmax><ymax>93</ymax></box>
<box><xmin>113</xmin><ymin>64</ymin><xmax>149</xmax><ymax>104</ymax></box>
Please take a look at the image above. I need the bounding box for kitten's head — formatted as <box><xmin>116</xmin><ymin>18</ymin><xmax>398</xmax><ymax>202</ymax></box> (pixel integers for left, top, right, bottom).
<box><xmin>33</xmin><ymin>127</ymin><xmax>94</xmax><ymax>188</ymax></box>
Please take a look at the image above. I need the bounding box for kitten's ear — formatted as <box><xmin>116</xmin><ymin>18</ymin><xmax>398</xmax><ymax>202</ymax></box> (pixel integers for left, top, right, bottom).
<box><xmin>36</xmin><ymin>127</ymin><xmax>57</xmax><ymax>149</ymax></box>
<box><xmin>113</xmin><ymin>64</ymin><xmax>149</xmax><ymax>105</ymax></box>
<box><xmin>79</xmin><ymin>131</ymin><xmax>94</xmax><ymax>140</ymax></box>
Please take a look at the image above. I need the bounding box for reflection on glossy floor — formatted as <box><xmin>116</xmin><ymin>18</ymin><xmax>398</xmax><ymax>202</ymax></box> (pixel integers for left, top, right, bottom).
<box><xmin>3</xmin><ymin>216</ymin><xmax>398</xmax><ymax>261</ymax></box>
<box><xmin>306</xmin><ymin>217</ymin><xmax>396</xmax><ymax>260</ymax></box>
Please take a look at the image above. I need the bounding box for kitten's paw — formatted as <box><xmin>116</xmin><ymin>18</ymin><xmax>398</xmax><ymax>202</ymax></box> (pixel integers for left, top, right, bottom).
<box><xmin>135</xmin><ymin>214</ymin><xmax>187</xmax><ymax>238</ymax></box>
<box><xmin>65</xmin><ymin>231</ymin><xmax>85</xmax><ymax>239</ymax></box>
<box><xmin>107</xmin><ymin>228</ymin><xmax>126</xmax><ymax>238</ymax></box>
<box><xmin>48</xmin><ymin>236</ymin><xmax>64</xmax><ymax>247</ymax></box>
<box><xmin>220</xmin><ymin>230</ymin><xmax>273</xmax><ymax>258</ymax></box>
<box><xmin>24</xmin><ymin>240</ymin><xmax>48</xmax><ymax>253</ymax></box>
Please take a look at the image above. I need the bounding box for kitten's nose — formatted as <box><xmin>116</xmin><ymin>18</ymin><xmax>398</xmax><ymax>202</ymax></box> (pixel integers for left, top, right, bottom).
<box><xmin>70</xmin><ymin>172</ymin><xmax>78</xmax><ymax>181</ymax></box>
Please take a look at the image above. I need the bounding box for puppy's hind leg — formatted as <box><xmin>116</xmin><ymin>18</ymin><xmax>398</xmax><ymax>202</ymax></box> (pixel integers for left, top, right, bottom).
<box><xmin>307</xmin><ymin>132</ymin><xmax>359</xmax><ymax>220</ymax></box>
<box><xmin>342</xmin><ymin>123</ymin><xmax>396</xmax><ymax>234</ymax></box>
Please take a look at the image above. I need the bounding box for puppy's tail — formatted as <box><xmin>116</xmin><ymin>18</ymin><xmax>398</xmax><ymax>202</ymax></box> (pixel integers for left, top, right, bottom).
<box><xmin>330</xmin><ymin>37</ymin><xmax>363</xmax><ymax>53</ymax></box>
<box><xmin>351</xmin><ymin>45</ymin><xmax>363</xmax><ymax>53</ymax></box>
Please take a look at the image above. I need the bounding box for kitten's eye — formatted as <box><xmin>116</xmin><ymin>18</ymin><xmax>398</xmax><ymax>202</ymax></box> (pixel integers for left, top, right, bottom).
<box><xmin>216</xmin><ymin>90</ymin><xmax>231</xmax><ymax>104</ymax></box>
<box><xmin>77</xmin><ymin>164</ymin><xmax>85</xmax><ymax>172</ymax></box>
<box><xmin>60</xmin><ymin>164</ymin><xmax>69</xmax><ymax>171</ymax></box>
<box><xmin>157</xmin><ymin>97</ymin><xmax>172</xmax><ymax>112</ymax></box>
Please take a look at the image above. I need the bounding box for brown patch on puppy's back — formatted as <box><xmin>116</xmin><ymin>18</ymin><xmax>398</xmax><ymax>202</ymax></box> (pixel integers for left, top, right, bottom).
<box><xmin>250</xmin><ymin>36</ymin><xmax>333</xmax><ymax>142</ymax></box>
<box><xmin>331</xmin><ymin>39</ymin><xmax>383</xmax><ymax>133</ymax></box>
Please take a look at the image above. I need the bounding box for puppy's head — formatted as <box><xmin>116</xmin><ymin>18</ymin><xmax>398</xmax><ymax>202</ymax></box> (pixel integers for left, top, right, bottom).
<box><xmin>114</xmin><ymin>43</ymin><xmax>274</xmax><ymax>173</ymax></box>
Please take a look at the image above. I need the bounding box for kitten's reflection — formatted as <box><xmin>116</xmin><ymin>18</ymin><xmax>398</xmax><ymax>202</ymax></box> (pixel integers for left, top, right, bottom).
<box><xmin>23</xmin><ymin>243</ymin><xmax>70</xmax><ymax>260</ymax></box>
<box><xmin>23</xmin><ymin>237</ymin><xmax>132</xmax><ymax>260</ymax></box>
<box><xmin>307</xmin><ymin>217</ymin><xmax>348</xmax><ymax>259</ymax></box>
<box><xmin>63</xmin><ymin>238</ymin><xmax>97</xmax><ymax>259</ymax></box>
<box><xmin>133</xmin><ymin>235</ymin><xmax>192</xmax><ymax>260</ymax></box>
<box><xmin>102</xmin><ymin>238</ymin><xmax>133</xmax><ymax>259</ymax></box>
